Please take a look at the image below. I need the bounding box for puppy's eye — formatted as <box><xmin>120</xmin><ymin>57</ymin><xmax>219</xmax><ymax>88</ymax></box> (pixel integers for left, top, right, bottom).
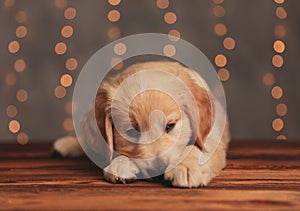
<box><xmin>165</xmin><ymin>123</ymin><xmax>176</xmax><ymax>133</ymax></box>
<box><xmin>126</xmin><ymin>129</ymin><xmax>140</xmax><ymax>139</ymax></box>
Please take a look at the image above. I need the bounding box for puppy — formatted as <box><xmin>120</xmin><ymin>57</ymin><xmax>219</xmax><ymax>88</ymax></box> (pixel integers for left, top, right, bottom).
<box><xmin>54</xmin><ymin>61</ymin><xmax>230</xmax><ymax>188</ymax></box>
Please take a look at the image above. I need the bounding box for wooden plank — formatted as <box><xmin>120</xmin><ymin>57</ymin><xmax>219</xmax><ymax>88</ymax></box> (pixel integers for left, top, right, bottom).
<box><xmin>0</xmin><ymin>141</ymin><xmax>299</xmax><ymax>210</ymax></box>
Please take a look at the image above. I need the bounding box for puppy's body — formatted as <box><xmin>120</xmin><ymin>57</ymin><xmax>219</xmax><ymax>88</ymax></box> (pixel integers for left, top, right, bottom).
<box><xmin>55</xmin><ymin>61</ymin><xmax>230</xmax><ymax>188</ymax></box>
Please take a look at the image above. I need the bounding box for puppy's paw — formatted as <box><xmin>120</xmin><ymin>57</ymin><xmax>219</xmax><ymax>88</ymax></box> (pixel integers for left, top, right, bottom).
<box><xmin>53</xmin><ymin>136</ymin><xmax>84</xmax><ymax>158</ymax></box>
<box><xmin>104</xmin><ymin>155</ymin><xmax>139</xmax><ymax>184</ymax></box>
<box><xmin>164</xmin><ymin>163</ymin><xmax>214</xmax><ymax>188</ymax></box>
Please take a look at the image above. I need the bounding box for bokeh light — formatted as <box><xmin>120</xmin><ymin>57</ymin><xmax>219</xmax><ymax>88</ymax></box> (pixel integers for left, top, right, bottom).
<box><xmin>111</xmin><ymin>57</ymin><xmax>124</xmax><ymax>71</ymax></box>
<box><xmin>218</xmin><ymin>68</ymin><xmax>230</xmax><ymax>81</ymax></box>
<box><xmin>262</xmin><ymin>72</ymin><xmax>275</xmax><ymax>86</ymax></box>
<box><xmin>6</xmin><ymin>105</ymin><xmax>18</xmax><ymax>118</ymax></box>
<box><xmin>65</xmin><ymin>58</ymin><xmax>78</xmax><ymax>71</ymax></box>
<box><xmin>214</xmin><ymin>23</ymin><xmax>227</xmax><ymax>36</ymax></box>
<box><xmin>54</xmin><ymin>0</ymin><xmax>67</xmax><ymax>8</ymax></box>
<box><xmin>107</xmin><ymin>10</ymin><xmax>121</xmax><ymax>22</ymax></box>
<box><xmin>65</xmin><ymin>101</ymin><xmax>73</xmax><ymax>115</ymax></box>
<box><xmin>274</xmin><ymin>25</ymin><xmax>287</xmax><ymax>38</ymax></box>
<box><xmin>107</xmin><ymin>26</ymin><xmax>121</xmax><ymax>40</ymax></box>
<box><xmin>156</xmin><ymin>0</ymin><xmax>169</xmax><ymax>9</ymax></box>
<box><xmin>55</xmin><ymin>42</ymin><xmax>67</xmax><ymax>55</ymax></box>
<box><xmin>213</xmin><ymin>0</ymin><xmax>224</xmax><ymax>4</ymax></box>
<box><xmin>276</xmin><ymin>7</ymin><xmax>287</xmax><ymax>19</ymax></box>
<box><xmin>17</xmin><ymin>132</ymin><xmax>29</xmax><ymax>145</ymax></box>
<box><xmin>9</xmin><ymin>120</ymin><xmax>20</xmax><ymax>134</ymax></box>
<box><xmin>16</xmin><ymin>11</ymin><xmax>28</xmax><ymax>23</ymax></box>
<box><xmin>61</xmin><ymin>25</ymin><xmax>74</xmax><ymax>38</ymax></box>
<box><xmin>64</xmin><ymin>7</ymin><xmax>76</xmax><ymax>20</ymax></box>
<box><xmin>272</xmin><ymin>118</ymin><xmax>284</xmax><ymax>132</ymax></box>
<box><xmin>60</xmin><ymin>74</ymin><xmax>73</xmax><ymax>88</ymax></box>
<box><xmin>223</xmin><ymin>37</ymin><xmax>236</xmax><ymax>50</ymax></box>
<box><xmin>274</xmin><ymin>0</ymin><xmax>285</xmax><ymax>4</ymax></box>
<box><xmin>168</xmin><ymin>29</ymin><xmax>181</xmax><ymax>41</ymax></box>
<box><xmin>276</xmin><ymin>103</ymin><xmax>288</xmax><ymax>116</ymax></box>
<box><xmin>5</xmin><ymin>73</ymin><xmax>16</xmax><ymax>86</ymax></box>
<box><xmin>16</xmin><ymin>89</ymin><xmax>28</xmax><ymax>102</ymax></box>
<box><xmin>271</xmin><ymin>86</ymin><xmax>283</xmax><ymax>99</ymax></box>
<box><xmin>213</xmin><ymin>5</ymin><xmax>225</xmax><ymax>17</ymax></box>
<box><xmin>8</xmin><ymin>40</ymin><xmax>20</xmax><ymax>54</ymax></box>
<box><xmin>108</xmin><ymin>0</ymin><xmax>121</xmax><ymax>6</ymax></box>
<box><xmin>164</xmin><ymin>12</ymin><xmax>177</xmax><ymax>24</ymax></box>
<box><xmin>14</xmin><ymin>59</ymin><xmax>26</xmax><ymax>72</ymax></box>
<box><xmin>163</xmin><ymin>44</ymin><xmax>176</xmax><ymax>57</ymax></box>
<box><xmin>276</xmin><ymin>134</ymin><xmax>287</xmax><ymax>140</ymax></box>
<box><xmin>215</xmin><ymin>54</ymin><xmax>227</xmax><ymax>67</ymax></box>
<box><xmin>272</xmin><ymin>54</ymin><xmax>284</xmax><ymax>67</ymax></box>
<box><xmin>273</xmin><ymin>40</ymin><xmax>285</xmax><ymax>53</ymax></box>
<box><xmin>54</xmin><ymin>86</ymin><xmax>67</xmax><ymax>98</ymax></box>
<box><xmin>3</xmin><ymin>0</ymin><xmax>15</xmax><ymax>8</ymax></box>
<box><xmin>16</xmin><ymin>26</ymin><xmax>27</xmax><ymax>38</ymax></box>
<box><xmin>114</xmin><ymin>42</ymin><xmax>127</xmax><ymax>55</ymax></box>
<box><xmin>63</xmin><ymin>118</ymin><xmax>74</xmax><ymax>131</ymax></box>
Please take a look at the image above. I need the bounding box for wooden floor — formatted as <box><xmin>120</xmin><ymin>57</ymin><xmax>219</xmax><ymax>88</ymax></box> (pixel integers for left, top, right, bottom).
<box><xmin>0</xmin><ymin>141</ymin><xmax>299</xmax><ymax>211</ymax></box>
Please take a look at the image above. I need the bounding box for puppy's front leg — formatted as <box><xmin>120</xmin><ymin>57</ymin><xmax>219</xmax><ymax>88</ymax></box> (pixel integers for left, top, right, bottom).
<box><xmin>104</xmin><ymin>155</ymin><xmax>140</xmax><ymax>184</ymax></box>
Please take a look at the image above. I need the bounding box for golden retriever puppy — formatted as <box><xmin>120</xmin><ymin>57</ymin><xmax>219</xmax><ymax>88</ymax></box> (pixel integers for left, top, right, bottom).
<box><xmin>54</xmin><ymin>61</ymin><xmax>230</xmax><ymax>188</ymax></box>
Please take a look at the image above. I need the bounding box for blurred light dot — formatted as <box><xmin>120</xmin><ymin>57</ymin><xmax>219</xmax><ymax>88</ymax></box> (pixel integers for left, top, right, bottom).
<box><xmin>168</xmin><ymin>29</ymin><xmax>181</xmax><ymax>41</ymax></box>
<box><xmin>276</xmin><ymin>7</ymin><xmax>287</xmax><ymax>19</ymax></box>
<box><xmin>218</xmin><ymin>68</ymin><xmax>230</xmax><ymax>81</ymax></box>
<box><xmin>107</xmin><ymin>10</ymin><xmax>120</xmax><ymax>22</ymax></box>
<box><xmin>60</xmin><ymin>74</ymin><xmax>73</xmax><ymax>87</ymax></box>
<box><xmin>272</xmin><ymin>118</ymin><xmax>284</xmax><ymax>132</ymax></box>
<box><xmin>274</xmin><ymin>25</ymin><xmax>286</xmax><ymax>38</ymax></box>
<box><xmin>213</xmin><ymin>6</ymin><xmax>225</xmax><ymax>17</ymax></box>
<box><xmin>16</xmin><ymin>11</ymin><xmax>28</xmax><ymax>23</ymax></box>
<box><xmin>5</xmin><ymin>73</ymin><xmax>16</xmax><ymax>86</ymax></box>
<box><xmin>107</xmin><ymin>26</ymin><xmax>121</xmax><ymax>40</ymax></box>
<box><xmin>223</xmin><ymin>37</ymin><xmax>236</xmax><ymax>50</ymax></box>
<box><xmin>163</xmin><ymin>44</ymin><xmax>176</xmax><ymax>57</ymax></box>
<box><xmin>276</xmin><ymin>103</ymin><xmax>288</xmax><ymax>116</ymax></box>
<box><xmin>54</xmin><ymin>86</ymin><xmax>66</xmax><ymax>98</ymax></box>
<box><xmin>16</xmin><ymin>26</ymin><xmax>27</xmax><ymax>38</ymax></box>
<box><xmin>65</xmin><ymin>101</ymin><xmax>73</xmax><ymax>115</ymax></box>
<box><xmin>14</xmin><ymin>59</ymin><xmax>26</xmax><ymax>72</ymax></box>
<box><xmin>55</xmin><ymin>42</ymin><xmax>67</xmax><ymax>55</ymax></box>
<box><xmin>17</xmin><ymin>132</ymin><xmax>29</xmax><ymax>145</ymax></box>
<box><xmin>271</xmin><ymin>86</ymin><xmax>283</xmax><ymax>99</ymax></box>
<box><xmin>54</xmin><ymin>0</ymin><xmax>67</xmax><ymax>8</ymax></box>
<box><xmin>63</xmin><ymin>118</ymin><xmax>74</xmax><ymax>132</ymax></box>
<box><xmin>156</xmin><ymin>0</ymin><xmax>169</xmax><ymax>9</ymax></box>
<box><xmin>4</xmin><ymin>0</ymin><xmax>15</xmax><ymax>7</ymax></box>
<box><xmin>276</xmin><ymin>134</ymin><xmax>287</xmax><ymax>140</ymax></box>
<box><xmin>8</xmin><ymin>41</ymin><xmax>20</xmax><ymax>54</ymax></box>
<box><xmin>164</xmin><ymin>12</ymin><xmax>177</xmax><ymax>24</ymax></box>
<box><xmin>16</xmin><ymin>89</ymin><xmax>28</xmax><ymax>102</ymax></box>
<box><xmin>213</xmin><ymin>0</ymin><xmax>224</xmax><ymax>4</ymax></box>
<box><xmin>273</xmin><ymin>40</ymin><xmax>285</xmax><ymax>53</ymax></box>
<box><xmin>111</xmin><ymin>57</ymin><xmax>123</xmax><ymax>71</ymax></box>
<box><xmin>213</xmin><ymin>85</ymin><xmax>224</xmax><ymax>98</ymax></box>
<box><xmin>215</xmin><ymin>54</ymin><xmax>227</xmax><ymax>67</ymax></box>
<box><xmin>262</xmin><ymin>72</ymin><xmax>275</xmax><ymax>86</ymax></box>
<box><xmin>65</xmin><ymin>58</ymin><xmax>78</xmax><ymax>71</ymax></box>
<box><xmin>64</xmin><ymin>7</ymin><xmax>76</xmax><ymax>20</ymax></box>
<box><xmin>214</xmin><ymin>23</ymin><xmax>227</xmax><ymax>36</ymax></box>
<box><xmin>274</xmin><ymin>0</ymin><xmax>285</xmax><ymax>4</ymax></box>
<box><xmin>9</xmin><ymin>120</ymin><xmax>20</xmax><ymax>134</ymax></box>
<box><xmin>6</xmin><ymin>105</ymin><xmax>17</xmax><ymax>118</ymax></box>
<box><xmin>61</xmin><ymin>25</ymin><xmax>74</xmax><ymax>38</ymax></box>
<box><xmin>114</xmin><ymin>43</ymin><xmax>127</xmax><ymax>55</ymax></box>
<box><xmin>272</xmin><ymin>55</ymin><xmax>284</xmax><ymax>68</ymax></box>
<box><xmin>108</xmin><ymin>0</ymin><xmax>121</xmax><ymax>6</ymax></box>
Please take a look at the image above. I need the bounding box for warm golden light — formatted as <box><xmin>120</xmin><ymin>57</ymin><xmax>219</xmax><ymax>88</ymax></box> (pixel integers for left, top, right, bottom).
<box><xmin>168</xmin><ymin>29</ymin><xmax>181</xmax><ymax>41</ymax></box>
<box><xmin>163</xmin><ymin>44</ymin><xmax>176</xmax><ymax>57</ymax></box>
<box><xmin>64</xmin><ymin>7</ymin><xmax>76</xmax><ymax>20</ymax></box>
<box><xmin>274</xmin><ymin>0</ymin><xmax>285</xmax><ymax>4</ymax></box>
<box><xmin>164</xmin><ymin>12</ymin><xmax>177</xmax><ymax>24</ymax></box>
<box><xmin>107</xmin><ymin>26</ymin><xmax>121</xmax><ymax>40</ymax></box>
<box><xmin>8</xmin><ymin>41</ymin><xmax>20</xmax><ymax>54</ymax></box>
<box><xmin>6</xmin><ymin>105</ymin><xmax>17</xmax><ymax>118</ymax></box>
<box><xmin>114</xmin><ymin>43</ymin><xmax>127</xmax><ymax>56</ymax></box>
<box><xmin>9</xmin><ymin>120</ymin><xmax>20</xmax><ymax>134</ymax></box>
<box><xmin>271</xmin><ymin>86</ymin><xmax>283</xmax><ymax>99</ymax></box>
<box><xmin>108</xmin><ymin>0</ymin><xmax>121</xmax><ymax>6</ymax></box>
<box><xmin>63</xmin><ymin>118</ymin><xmax>74</xmax><ymax>132</ymax></box>
<box><xmin>60</xmin><ymin>74</ymin><xmax>73</xmax><ymax>87</ymax></box>
<box><xmin>276</xmin><ymin>7</ymin><xmax>287</xmax><ymax>19</ymax></box>
<box><xmin>5</xmin><ymin>73</ymin><xmax>16</xmax><ymax>86</ymax></box>
<box><xmin>111</xmin><ymin>57</ymin><xmax>124</xmax><ymax>71</ymax></box>
<box><xmin>272</xmin><ymin>118</ymin><xmax>284</xmax><ymax>132</ymax></box>
<box><xmin>54</xmin><ymin>0</ymin><xmax>67</xmax><ymax>8</ymax></box>
<box><xmin>14</xmin><ymin>59</ymin><xmax>26</xmax><ymax>72</ymax></box>
<box><xmin>65</xmin><ymin>101</ymin><xmax>73</xmax><ymax>115</ymax></box>
<box><xmin>276</xmin><ymin>103</ymin><xmax>287</xmax><ymax>116</ymax></box>
<box><xmin>274</xmin><ymin>25</ymin><xmax>287</xmax><ymax>38</ymax></box>
<box><xmin>223</xmin><ymin>37</ymin><xmax>236</xmax><ymax>50</ymax></box>
<box><xmin>55</xmin><ymin>42</ymin><xmax>67</xmax><ymax>55</ymax></box>
<box><xmin>65</xmin><ymin>58</ymin><xmax>78</xmax><ymax>71</ymax></box>
<box><xmin>16</xmin><ymin>11</ymin><xmax>28</xmax><ymax>23</ymax></box>
<box><xmin>156</xmin><ymin>0</ymin><xmax>169</xmax><ymax>9</ymax></box>
<box><xmin>107</xmin><ymin>10</ymin><xmax>121</xmax><ymax>22</ymax></box>
<box><xmin>61</xmin><ymin>25</ymin><xmax>74</xmax><ymax>38</ymax></box>
<box><xmin>273</xmin><ymin>40</ymin><xmax>285</xmax><ymax>53</ymax></box>
<box><xmin>54</xmin><ymin>86</ymin><xmax>66</xmax><ymax>98</ymax></box>
<box><xmin>17</xmin><ymin>132</ymin><xmax>29</xmax><ymax>145</ymax></box>
<box><xmin>16</xmin><ymin>26</ymin><xmax>27</xmax><ymax>38</ymax></box>
<box><xmin>213</xmin><ymin>5</ymin><xmax>225</xmax><ymax>18</ymax></box>
<box><xmin>218</xmin><ymin>68</ymin><xmax>230</xmax><ymax>81</ymax></box>
<box><xmin>4</xmin><ymin>0</ymin><xmax>15</xmax><ymax>8</ymax></box>
<box><xmin>214</xmin><ymin>23</ymin><xmax>227</xmax><ymax>36</ymax></box>
<box><xmin>213</xmin><ymin>0</ymin><xmax>224</xmax><ymax>4</ymax></box>
<box><xmin>272</xmin><ymin>54</ymin><xmax>284</xmax><ymax>67</ymax></box>
<box><xmin>16</xmin><ymin>89</ymin><xmax>28</xmax><ymax>102</ymax></box>
<box><xmin>276</xmin><ymin>134</ymin><xmax>287</xmax><ymax>140</ymax></box>
<box><xmin>215</xmin><ymin>54</ymin><xmax>227</xmax><ymax>67</ymax></box>
<box><xmin>262</xmin><ymin>72</ymin><xmax>275</xmax><ymax>86</ymax></box>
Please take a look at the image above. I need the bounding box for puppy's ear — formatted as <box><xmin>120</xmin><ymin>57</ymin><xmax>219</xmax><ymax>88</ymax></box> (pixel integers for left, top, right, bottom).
<box><xmin>181</xmin><ymin>71</ymin><xmax>214</xmax><ymax>151</ymax></box>
<box><xmin>95</xmin><ymin>83</ymin><xmax>114</xmax><ymax>161</ymax></box>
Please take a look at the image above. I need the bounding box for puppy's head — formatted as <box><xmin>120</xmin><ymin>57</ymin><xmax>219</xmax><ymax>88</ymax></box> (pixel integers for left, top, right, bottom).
<box><xmin>94</xmin><ymin>61</ymin><xmax>213</xmax><ymax>163</ymax></box>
